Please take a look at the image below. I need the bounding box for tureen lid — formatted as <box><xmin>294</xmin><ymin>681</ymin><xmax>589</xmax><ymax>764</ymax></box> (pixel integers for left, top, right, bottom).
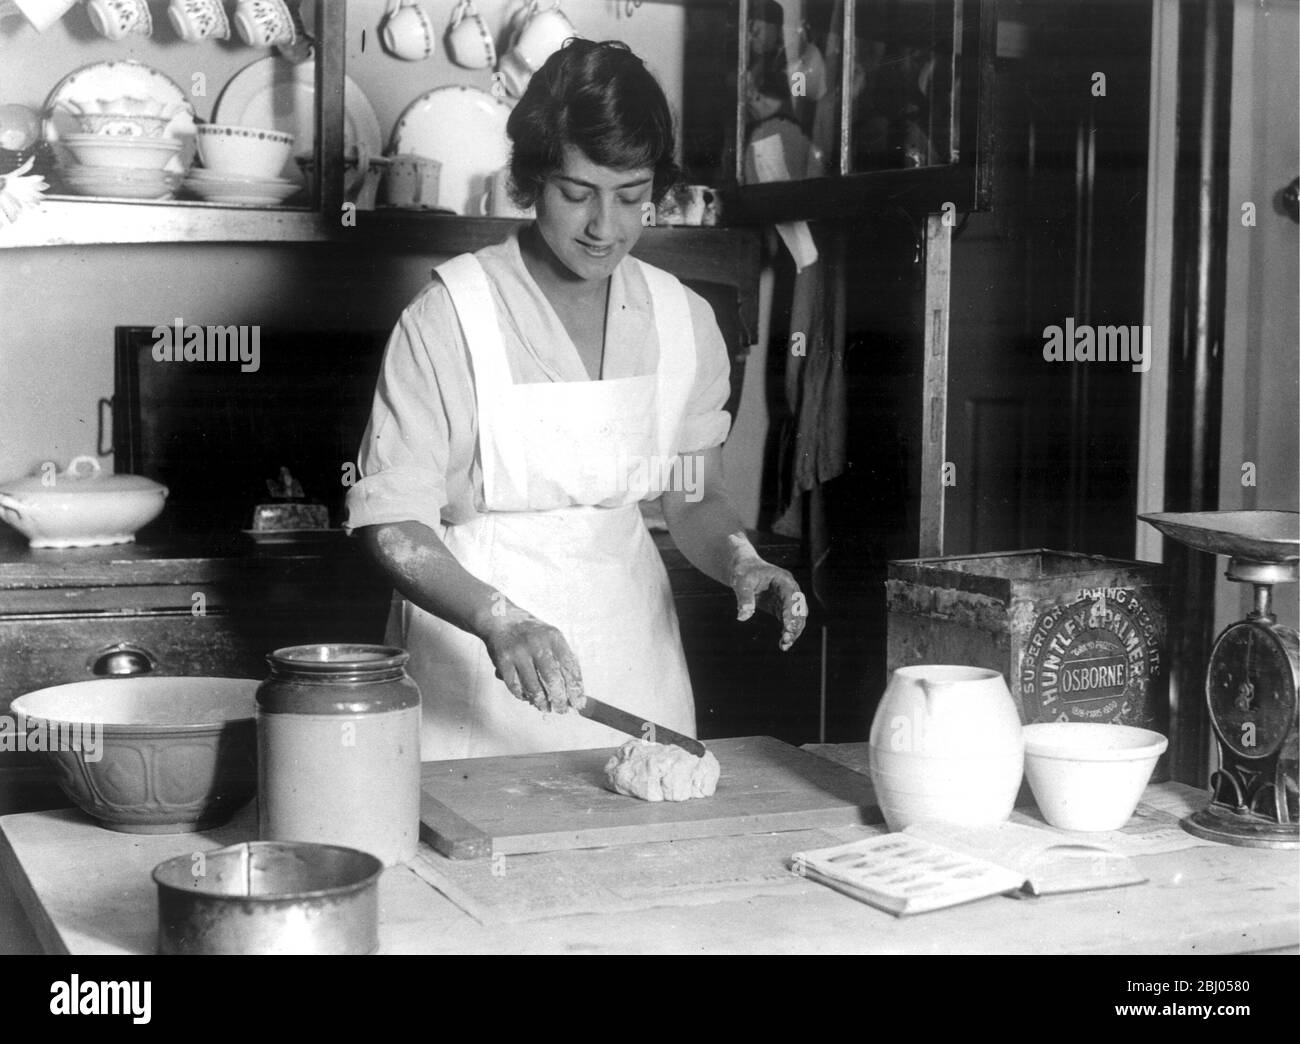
<box><xmin>0</xmin><ymin>456</ymin><xmax>166</xmax><ymax>495</ymax></box>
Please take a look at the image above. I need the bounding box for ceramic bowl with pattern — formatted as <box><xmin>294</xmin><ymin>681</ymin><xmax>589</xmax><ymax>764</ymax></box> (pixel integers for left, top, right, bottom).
<box><xmin>10</xmin><ymin>677</ymin><xmax>259</xmax><ymax>834</ymax></box>
<box><xmin>196</xmin><ymin>123</ymin><xmax>294</xmax><ymax>180</ymax></box>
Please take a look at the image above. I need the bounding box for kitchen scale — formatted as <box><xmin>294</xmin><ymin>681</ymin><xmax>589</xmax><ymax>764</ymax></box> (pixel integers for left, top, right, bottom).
<box><xmin>1141</xmin><ymin>510</ymin><xmax>1299</xmax><ymax>848</ymax></box>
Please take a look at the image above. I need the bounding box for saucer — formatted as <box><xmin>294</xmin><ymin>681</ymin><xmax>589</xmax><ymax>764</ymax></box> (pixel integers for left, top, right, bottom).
<box><xmin>185</xmin><ymin>173</ymin><xmax>301</xmax><ymax>204</ymax></box>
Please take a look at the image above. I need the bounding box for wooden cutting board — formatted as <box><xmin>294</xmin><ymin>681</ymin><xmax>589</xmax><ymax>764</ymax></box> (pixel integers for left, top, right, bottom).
<box><xmin>419</xmin><ymin>735</ymin><xmax>882</xmax><ymax>859</ymax></box>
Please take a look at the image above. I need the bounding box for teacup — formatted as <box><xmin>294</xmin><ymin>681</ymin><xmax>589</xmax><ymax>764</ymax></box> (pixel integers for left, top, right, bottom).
<box><xmin>494</xmin><ymin>52</ymin><xmax>529</xmax><ymax>99</ymax></box>
<box><xmin>513</xmin><ymin>1</ymin><xmax>575</xmax><ymax>66</ymax></box>
<box><xmin>380</xmin><ymin>0</ymin><xmax>434</xmax><ymax>62</ymax></box>
<box><xmin>168</xmin><ymin>0</ymin><xmax>231</xmax><ymax>42</ymax></box>
<box><xmin>86</xmin><ymin>0</ymin><xmax>153</xmax><ymax>40</ymax></box>
<box><xmin>381</xmin><ymin>154</ymin><xmax>441</xmax><ymax>209</ymax></box>
<box><xmin>12</xmin><ymin>0</ymin><xmax>78</xmax><ymax>34</ymax></box>
<box><xmin>497</xmin><ymin>0</ymin><xmax>575</xmax><ymax>97</ymax></box>
<box><xmin>445</xmin><ymin>0</ymin><xmax>494</xmax><ymax>70</ymax></box>
<box><xmin>277</xmin><ymin>3</ymin><xmax>315</xmax><ymax>64</ymax></box>
<box><xmin>234</xmin><ymin>0</ymin><xmax>295</xmax><ymax>47</ymax></box>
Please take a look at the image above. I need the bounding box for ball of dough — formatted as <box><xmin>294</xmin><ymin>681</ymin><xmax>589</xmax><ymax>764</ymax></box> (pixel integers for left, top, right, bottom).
<box><xmin>604</xmin><ymin>739</ymin><xmax>721</xmax><ymax>802</ymax></box>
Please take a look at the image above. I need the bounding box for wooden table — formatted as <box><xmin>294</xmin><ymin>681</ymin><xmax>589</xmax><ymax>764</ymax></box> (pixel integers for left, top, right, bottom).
<box><xmin>2</xmin><ymin>746</ymin><xmax>1296</xmax><ymax>955</ymax></box>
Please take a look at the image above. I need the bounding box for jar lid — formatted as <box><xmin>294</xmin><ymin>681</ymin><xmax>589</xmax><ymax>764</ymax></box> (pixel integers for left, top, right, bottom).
<box><xmin>258</xmin><ymin>644</ymin><xmax>418</xmax><ymax>715</ymax></box>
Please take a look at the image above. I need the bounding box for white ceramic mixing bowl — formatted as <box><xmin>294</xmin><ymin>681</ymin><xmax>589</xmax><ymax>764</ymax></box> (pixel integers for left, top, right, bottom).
<box><xmin>1022</xmin><ymin>722</ymin><xmax>1168</xmax><ymax>831</ymax></box>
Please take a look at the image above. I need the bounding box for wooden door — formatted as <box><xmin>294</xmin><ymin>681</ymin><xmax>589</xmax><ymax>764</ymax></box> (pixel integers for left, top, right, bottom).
<box><xmin>942</xmin><ymin>0</ymin><xmax>1153</xmax><ymax>559</ymax></box>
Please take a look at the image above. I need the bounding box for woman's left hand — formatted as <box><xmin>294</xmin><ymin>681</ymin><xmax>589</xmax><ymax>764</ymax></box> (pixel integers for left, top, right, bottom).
<box><xmin>729</xmin><ymin>534</ymin><xmax>808</xmax><ymax>651</ymax></box>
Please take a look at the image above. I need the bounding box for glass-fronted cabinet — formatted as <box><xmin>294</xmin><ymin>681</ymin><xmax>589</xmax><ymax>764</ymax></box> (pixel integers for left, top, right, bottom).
<box><xmin>846</xmin><ymin>0</ymin><xmax>956</xmax><ymax>174</ymax></box>
<box><xmin>719</xmin><ymin>0</ymin><xmax>994</xmax><ymax>221</ymax></box>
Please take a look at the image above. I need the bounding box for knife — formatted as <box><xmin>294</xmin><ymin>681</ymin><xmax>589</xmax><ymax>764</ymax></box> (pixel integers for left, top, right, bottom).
<box><xmin>578</xmin><ymin>696</ymin><xmax>709</xmax><ymax>757</ymax></box>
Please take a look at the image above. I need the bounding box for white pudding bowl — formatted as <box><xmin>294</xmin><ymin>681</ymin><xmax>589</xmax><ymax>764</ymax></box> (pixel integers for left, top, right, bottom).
<box><xmin>1022</xmin><ymin>722</ymin><xmax>1168</xmax><ymax>831</ymax></box>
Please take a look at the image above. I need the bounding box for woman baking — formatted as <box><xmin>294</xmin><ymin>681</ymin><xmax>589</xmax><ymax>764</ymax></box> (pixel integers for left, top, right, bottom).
<box><xmin>345</xmin><ymin>39</ymin><xmax>807</xmax><ymax>760</ymax></box>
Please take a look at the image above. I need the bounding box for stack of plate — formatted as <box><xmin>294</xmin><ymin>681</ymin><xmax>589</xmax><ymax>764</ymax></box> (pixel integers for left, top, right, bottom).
<box><xmin>184</xmin><ymin>168</ymin><xmax>301</xmax><ymax>206</ymax></box>
<box><xmin>59</xmin><ymin>134</ymin><xmax>185</xmax><ymax>200</ymax></box>
<box><xmin>61</xmin><ymin>165</ymin><xmax>182</xmax><ymax>200</ymax></box>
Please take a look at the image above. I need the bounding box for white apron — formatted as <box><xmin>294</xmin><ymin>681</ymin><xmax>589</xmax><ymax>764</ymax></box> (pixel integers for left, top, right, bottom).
<box><xmin>389</xmin><ymin>251</ymin><xmax>700</xmax><ymax>759</ymax></box>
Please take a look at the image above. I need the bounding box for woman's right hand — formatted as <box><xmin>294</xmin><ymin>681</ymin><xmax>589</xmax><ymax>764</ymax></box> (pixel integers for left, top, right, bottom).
<box><xmin>359</xmin><ymin>524</ymin><xmax>587</xmax><ymax>714</ymax></box>
<box><xmin>476</xmin><ymin>597</ymin><xmax>586</xmax><ymax>714</ymax></box>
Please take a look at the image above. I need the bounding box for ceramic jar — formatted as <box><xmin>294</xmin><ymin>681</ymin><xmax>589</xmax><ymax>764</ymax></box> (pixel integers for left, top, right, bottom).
<box><xmin>867</xmin><ymin>665</ymin><xmax>1024</xmax><ymax>830</ymax></box>
<box><xmin>257</xmin><ymin>644</ymin><xmax>421</xmax><ymax>867</ymax></box>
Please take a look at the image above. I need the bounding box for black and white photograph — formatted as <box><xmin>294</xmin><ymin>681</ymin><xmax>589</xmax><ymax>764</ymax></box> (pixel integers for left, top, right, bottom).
<box><xmin>0</xmin><ymin>0</ymin><xmax>1296</xmax><ymax>978</ymax></box>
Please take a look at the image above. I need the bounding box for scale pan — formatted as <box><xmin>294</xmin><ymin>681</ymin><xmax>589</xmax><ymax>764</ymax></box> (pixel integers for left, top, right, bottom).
<box><xmin>1139</xmin><ymin>510</ymin><xmax>1300</xmax><ymax>562</ymax></box>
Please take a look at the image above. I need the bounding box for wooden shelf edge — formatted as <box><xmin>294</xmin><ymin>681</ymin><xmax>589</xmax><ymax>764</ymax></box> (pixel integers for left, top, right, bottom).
<box><xmin>0</xmin><ymin>200</ymin><xmax>762</xmax><ymax>341</ymax></box>
<box><xmin>0</xmin><ymin>199</ymin><xmax>327</xmax><ymax>249</ymax></box>
<box><xmin>0</xmin><ymin>202</ymin><xmax>762</xmax><ymax>288</ymax></box>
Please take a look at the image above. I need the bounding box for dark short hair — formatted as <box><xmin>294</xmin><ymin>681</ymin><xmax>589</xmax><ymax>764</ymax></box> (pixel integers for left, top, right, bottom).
<box><xmin>506</xmin><ymin>39</ymin><xmax>680</xmax><ymax>208</ymax></box>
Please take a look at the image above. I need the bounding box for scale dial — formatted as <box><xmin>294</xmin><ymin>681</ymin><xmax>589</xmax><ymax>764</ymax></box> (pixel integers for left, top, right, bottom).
<box><xmin>1206</xmin><ymin>620</ymin><xmax>1298</xmax><ymax>760</ymax></box>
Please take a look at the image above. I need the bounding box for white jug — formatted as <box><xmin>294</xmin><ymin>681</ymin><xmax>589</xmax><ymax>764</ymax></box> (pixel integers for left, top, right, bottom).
<box><xmin>867</xmin><ymin>665</ymin><xmax>1024</xmax><ymax>830</ymax></box>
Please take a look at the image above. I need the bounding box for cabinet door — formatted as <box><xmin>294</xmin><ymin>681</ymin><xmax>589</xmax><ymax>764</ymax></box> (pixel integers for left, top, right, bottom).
<box><xmin>942</xmin><ymin>2</ymin><xmax>1152</xmax><ymax>558</ymax></box>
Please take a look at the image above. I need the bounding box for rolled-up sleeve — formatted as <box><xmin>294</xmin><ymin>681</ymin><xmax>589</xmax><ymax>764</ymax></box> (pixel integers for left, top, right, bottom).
<box><xmin>343</xmin><ymin>285</ymin><xmax>464</xmax><ymax>534</ymax></box>
<box><xmin>677</xmin><ymin>289</ymin><xmax>733</xmax><ymax>454</ymax></box>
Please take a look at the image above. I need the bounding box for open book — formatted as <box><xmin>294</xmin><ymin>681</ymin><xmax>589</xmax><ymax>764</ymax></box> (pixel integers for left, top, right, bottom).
<box><xmin>791</xmin><ymin>821</ymin><xmax>1147</xmax><ymax>917</ymax></box>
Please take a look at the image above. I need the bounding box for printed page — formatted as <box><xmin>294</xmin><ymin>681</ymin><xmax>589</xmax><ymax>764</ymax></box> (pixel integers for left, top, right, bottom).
<box><xmin>904</xmin><ymin>820</ymin><xmax>1146</xmax><ymax>895</ymax></box>
<box><xmin>791</xmin><ymin>833</ymin><xmax>1025</xmax><ymax>916</ymax></box>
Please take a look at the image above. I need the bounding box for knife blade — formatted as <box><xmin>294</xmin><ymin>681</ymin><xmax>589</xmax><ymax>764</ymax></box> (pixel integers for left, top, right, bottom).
<box><xmin>578</xmin><ymin>696</ymin><xmax>708</xmax><ymax>757</ymax></box>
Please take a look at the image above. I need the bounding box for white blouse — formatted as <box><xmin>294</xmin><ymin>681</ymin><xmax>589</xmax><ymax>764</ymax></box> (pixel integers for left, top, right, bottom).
<box><xmin>344</xmin><ymin>228</ymin><xmax>732</xmax><ymax>531</ymax></box>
